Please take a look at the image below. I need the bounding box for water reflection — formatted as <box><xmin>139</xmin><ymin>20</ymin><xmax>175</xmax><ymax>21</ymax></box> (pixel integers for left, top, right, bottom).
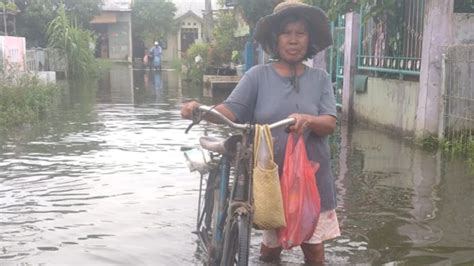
<box><xmin>331</xmin><ymin>125</ymin><xmax>474</xmax><ymax>265</ymax></box>
<box><xmin>0</xmin><ymin>65</ymin><xmax>473</xmax><ymax>265</ymax></box>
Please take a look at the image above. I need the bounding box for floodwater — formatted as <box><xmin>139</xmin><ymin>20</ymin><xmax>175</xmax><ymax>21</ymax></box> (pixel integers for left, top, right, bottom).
<box><xmin>0</xmin><ymin>64</ymin><xmax>473</xmax><ymax>265</ymax></box>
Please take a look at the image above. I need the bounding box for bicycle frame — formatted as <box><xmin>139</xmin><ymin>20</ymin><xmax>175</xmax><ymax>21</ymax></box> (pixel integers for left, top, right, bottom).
<box><xmin>184</xmin><ymin>105</ymin><xmax>295</xmax><ymax>266</ymax></box>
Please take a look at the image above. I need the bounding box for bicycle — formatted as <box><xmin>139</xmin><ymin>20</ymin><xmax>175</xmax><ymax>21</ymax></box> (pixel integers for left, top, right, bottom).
<box><xmin>182</xmin><ymin>105</ymin><xmax>295</xmax><ymax>265</ymax></box>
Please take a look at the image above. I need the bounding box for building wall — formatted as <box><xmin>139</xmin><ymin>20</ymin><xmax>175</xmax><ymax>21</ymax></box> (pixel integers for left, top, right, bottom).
<box><xmin>354</xmin><ymin>78</ymin><xmax>419</xmax><ymax>135</ymax></box>
<box><xmin>177</xmin><ymin>16</ymin><xmax>203</xmax><ymax>59</ymax></box>
<box><xmin>107</xmin><ymin>13</ymin><xmax>132</xmax><ymax>61</ymax></box>
<box><xmin>0</xmin><ymin>36</ymin><xmax>26</xmax><ymax>71</ymax></box>
<box><xmin>163</xmin><ymin>34</ymin><xmax>178</xmax><ymax>63</ymax></box>
<box><xmin>454</xmin><ymin>13</ymin><xmax>474</xmax><ymax>44</ymax></box>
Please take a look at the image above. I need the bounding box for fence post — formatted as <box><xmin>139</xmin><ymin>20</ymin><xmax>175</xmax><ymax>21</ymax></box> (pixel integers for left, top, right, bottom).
<box><xmin>438</xmin><ymin>53</ymin><xmax>448</xmax><ymax>140</ymax></box>
<box><xmin>415</xmin><ymin>0</ymin><xmax>454</xmax><ymax>138</ymax></box>
<box><xmin>341</xmin><ymin>12</ymin><xmax>360</xmax><ymax>121</ymax></box>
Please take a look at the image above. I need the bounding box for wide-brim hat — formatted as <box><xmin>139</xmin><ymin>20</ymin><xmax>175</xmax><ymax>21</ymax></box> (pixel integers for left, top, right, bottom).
<box><xmin>254</xmin><ymin>0</ymin><xmax>332</xmax><ymax>57</ymax></box>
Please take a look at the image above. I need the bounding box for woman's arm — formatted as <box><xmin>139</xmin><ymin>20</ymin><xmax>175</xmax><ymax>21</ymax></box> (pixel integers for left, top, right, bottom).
<box><xmin>288</xmin><ymin>113</ymin><xmax>336</xmax><ymax>136</ymax></box>
<box><xmin>180</xmin><ymin>101</ymin><xmax>236</xmax><ymax>123</ymax></box>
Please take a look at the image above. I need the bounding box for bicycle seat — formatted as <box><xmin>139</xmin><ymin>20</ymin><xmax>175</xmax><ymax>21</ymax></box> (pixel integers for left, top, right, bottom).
<box><xmin>199</xmin><ymin>135</ymin><xmax>242</xmax><ymax>155</ymax></box>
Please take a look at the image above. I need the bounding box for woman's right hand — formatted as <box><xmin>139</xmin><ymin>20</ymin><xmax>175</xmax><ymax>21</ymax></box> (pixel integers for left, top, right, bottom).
<box><xmin>180</xmin><ymin>100</ymin><xmax>200</xmax><ymax>120</ymax></box>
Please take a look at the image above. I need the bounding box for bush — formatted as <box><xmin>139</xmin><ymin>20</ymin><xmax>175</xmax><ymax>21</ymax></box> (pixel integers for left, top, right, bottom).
<box><xmin>0</xmin><ymin>73</ymin><xmax>60</xmax><ymax>130</ymax></box>
<box><xmin>184</xmin><ymin>42</ymin><xmax>210</xmax><ymax>83</ymax></box>
<box><xmin>47</xmin><ymin>4</ymin><xmax>96</xmax><ymax>79</ymax></box>
<box><xmin>6</xmin><ymin>2</ymin><xmax>17</xmax><ymax>12</ymax></box>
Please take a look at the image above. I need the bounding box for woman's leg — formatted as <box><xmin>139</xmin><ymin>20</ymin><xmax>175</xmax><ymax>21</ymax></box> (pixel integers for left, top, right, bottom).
<box><xmin>260</xmin><ymin>229</ymin><xmax>282</xmax><ymax>262</ymax></box>
<box><xmin>302</xmin><ymin>210</ymin><xmax>340</xmax><ymax>264</ymax></box>
<box><xmin>300</xmin><ymin>243</ymin><xmax>324</xmax><ymax>265</ymax></box>
<box><xmin>259</xmin><ymin>243</ymin><xmax>283</xmax><ymax>262</ymax></box>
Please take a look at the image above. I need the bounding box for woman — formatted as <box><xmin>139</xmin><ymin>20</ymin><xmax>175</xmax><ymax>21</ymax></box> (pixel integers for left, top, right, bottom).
<box><xmin>181</xmin><ymin>0</ymin><xmax>340</xmax><ymax>264</ymax></box>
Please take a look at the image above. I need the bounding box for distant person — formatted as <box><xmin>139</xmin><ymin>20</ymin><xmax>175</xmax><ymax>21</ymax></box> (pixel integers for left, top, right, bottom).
<box><xmin>149</xmin><ymin>41</ymin><xmax>162</xmax><ymax>71</ymax></box>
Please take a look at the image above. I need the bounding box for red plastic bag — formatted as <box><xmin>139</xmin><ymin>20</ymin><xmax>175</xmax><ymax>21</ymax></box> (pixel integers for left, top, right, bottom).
<box><xmin>278</xmin><ymin>134</ymin><xmax>321</xmax><ymax>249</ymax></box>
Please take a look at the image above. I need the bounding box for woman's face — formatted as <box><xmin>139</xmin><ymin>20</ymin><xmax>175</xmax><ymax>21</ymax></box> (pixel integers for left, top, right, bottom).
<box><xmin>277</xmin><ymin>20</ymin><xmax>309</xmax><ymax>64</ymax></box>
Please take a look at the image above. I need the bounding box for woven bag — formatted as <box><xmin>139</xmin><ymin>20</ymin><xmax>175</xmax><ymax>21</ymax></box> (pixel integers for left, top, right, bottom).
<box><xmin>252</xmin><ymin>124</ymin><xmax>286</xmax><ymax>230</ymax></box>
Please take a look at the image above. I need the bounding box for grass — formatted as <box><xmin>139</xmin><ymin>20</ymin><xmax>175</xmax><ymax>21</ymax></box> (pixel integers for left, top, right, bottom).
<box><xmin>421</xmin><ymin>133</ymin><xmax>474</xmax><ymax>172</ymax></box>
<box><xmin>0</xmin><ymin>73</ymin><xmax>61</xmax><ymax>131</ymax></box>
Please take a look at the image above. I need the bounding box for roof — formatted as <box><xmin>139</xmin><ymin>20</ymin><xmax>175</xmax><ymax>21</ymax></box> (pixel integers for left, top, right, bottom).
<box><xmin>175</xmin><ymin>10</ymin><xmax>203</xmax><ymax>24</ymax></box>
<box><xmin>101</xmin><ymin>0</ymin><xmax>131</xmax><ymax>12</ymax></box>
<box><xmin>91</xmin><ymin>12</ymin><xmax>117</xmax><ymax>24</ymax></box>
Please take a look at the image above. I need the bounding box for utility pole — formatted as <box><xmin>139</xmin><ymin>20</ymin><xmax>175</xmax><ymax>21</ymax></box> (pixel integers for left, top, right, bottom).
<box><xmin>2</xmin><ymin>5</ymin><xmax>7</xmax><ymax>36</ymax></box>
<box><xmin>203</xmin><ymin>0</ymin><xmax>214</xmax><ymax>42</ymax></box>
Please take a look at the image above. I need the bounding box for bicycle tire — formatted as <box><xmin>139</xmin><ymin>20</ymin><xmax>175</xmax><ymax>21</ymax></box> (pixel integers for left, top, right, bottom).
<box><xmin>220</xmin><ymin>213</ymin><xmax>251</xmax><ymax>266</ymax></box>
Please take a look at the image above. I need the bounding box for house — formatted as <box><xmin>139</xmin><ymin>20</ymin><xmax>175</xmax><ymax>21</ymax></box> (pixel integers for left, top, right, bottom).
<box><xmin>331</xmin><ymin>0</ymin><xmax>474</xmax><ymax>139</ymax></box>
<box><xmin>162</xmin><ymin>10</ymin><xmax>203</xmax><ymax>63</ymax></box>
<box><xmin>0</xmin><ymin>36</ymin><xmax>25</xmax><ymax>71</ymax></box>
<box><xmin>90</xmin><ymin>0</ymin><xmax>133</xmax><ymax>62</ymax></box>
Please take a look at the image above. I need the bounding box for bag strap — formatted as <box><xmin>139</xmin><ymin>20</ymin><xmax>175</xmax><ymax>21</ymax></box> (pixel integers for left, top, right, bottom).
<box><xmin>262</xmin><ymin>125</ymin><xmax>274</xmax><ymax>161</ymax></box>
<box><xmin>253</xmin><ymin>124</ymin><xmax>275</xmax><ymax>165</ymax></box>
<box><xmin>253</xmin><ymin>124</ymin><xmax>262</xmax><ymax>166</ymax></box>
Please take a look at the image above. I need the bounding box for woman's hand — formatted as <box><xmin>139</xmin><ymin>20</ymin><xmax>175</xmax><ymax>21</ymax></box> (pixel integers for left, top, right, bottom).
<box><xmin>288</xmin><ymin>113</ymin><xmax>337</xmax><ymax>136</ymax></box>
<box><xmin>288</xmin><ymin>113</ymin><xmax>310</xmax><ymax>135</ymax></box>
<box><xmin>181</xmin><ymin>100</ymin><xmax>200</xmax><ymax>120</ymax></box>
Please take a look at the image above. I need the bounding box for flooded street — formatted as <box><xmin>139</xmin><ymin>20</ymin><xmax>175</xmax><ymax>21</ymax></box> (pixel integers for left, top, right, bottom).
<box><xmin>1</xmin><ymin>64</ymin><xmax>473</xmax><ymax>265</ymax></box>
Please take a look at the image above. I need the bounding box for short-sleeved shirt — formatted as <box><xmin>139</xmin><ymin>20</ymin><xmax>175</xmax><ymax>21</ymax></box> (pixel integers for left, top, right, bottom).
<box><xmin>223</xmin><ymin>63</ymin><xmax>337</xmax><ymax>211</ymax></box>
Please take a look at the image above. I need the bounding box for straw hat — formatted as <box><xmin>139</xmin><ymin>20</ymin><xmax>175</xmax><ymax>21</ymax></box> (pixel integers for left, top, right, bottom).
<box><xmin>254</xmin><ymin>0</ymin><xmax>332</xmax><ymax>58</ymax></box>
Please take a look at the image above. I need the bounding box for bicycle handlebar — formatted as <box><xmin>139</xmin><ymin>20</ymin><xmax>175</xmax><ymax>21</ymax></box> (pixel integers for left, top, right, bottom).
<box><xmin>185</xmin><ymin>105</ymin><xmax>296</xmax><ymax>133</ymax></box>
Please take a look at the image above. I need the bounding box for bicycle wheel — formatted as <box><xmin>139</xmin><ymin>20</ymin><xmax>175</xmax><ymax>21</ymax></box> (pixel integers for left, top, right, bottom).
<box><xmin>220</xmin><ymin>213</ymin><xmax>251</xmax><ymax>266</ymax></box>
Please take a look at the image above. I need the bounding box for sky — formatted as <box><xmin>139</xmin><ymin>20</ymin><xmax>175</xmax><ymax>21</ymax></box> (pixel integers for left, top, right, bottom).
<box><xmin>170</xmin><ymin>0</ymin><xmax>221</xmax><ymax>17</ymax></box>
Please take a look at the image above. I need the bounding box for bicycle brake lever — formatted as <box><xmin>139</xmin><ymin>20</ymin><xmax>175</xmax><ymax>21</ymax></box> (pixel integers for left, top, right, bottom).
<box><xmin>185</xmin><ymin>108</ymin><xmax>202</xmax><ymax>134</ymax></box>
<box><xmin>185</xmin><ymin>122</ymin><xmax>194</xmax><ymax>134</ymax></box>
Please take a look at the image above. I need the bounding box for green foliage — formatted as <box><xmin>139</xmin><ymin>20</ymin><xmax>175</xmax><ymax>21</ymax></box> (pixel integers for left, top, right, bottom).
<box><xmin>0</xmin><ymin>1</ymin><xmax>17</xmax><ymax>12</ymax></box>
<box><xmin>184</xmin><ymin>43</ymin><xmax>210</xmax><ymax>83</ymax></box>
<box><xmin>15</xmin><ymin>1</ymin><xmax>55</xmax><ymax>47</ymax></box>
<box><xmin>421</xmin><ymin>133</ymin><xmax>474</xmax><ymax>172</ymax></box>
<box><xmin>47</xmin><ymin>5</ymin><xmax>96</xmax><ymax>79</ymax></box>
<box><xmin>132</xmin><ymin>0</ymin><xmax>177</xmax><ymax>44</ymax></box>
<box><xmin>209</xmin><ymin>11</ymin><xmax>240</xmax><ymax>66</ymax></box>
<box><xmin>15</xmin><ymin>0</ymin><xmax>102</xmax><ymax>47</ymax></box>
<box><xmin>60</xmin><ymin>0</ymin><xmax>103</xmax><ymax>27</ymax></box>
<box><xmin>304</xmin><ymin>0</ymin><xmax>397</xmax><ymax>21</ymax></box>
<box><xmin>0</xmin><ymin>74</ymin><xmax>60</xmax><ymax>130</ymax></box>
<box><xmin>233</xmin><ymin>0</ymin><xmax>281</xmax><ymax>29</ymax></box>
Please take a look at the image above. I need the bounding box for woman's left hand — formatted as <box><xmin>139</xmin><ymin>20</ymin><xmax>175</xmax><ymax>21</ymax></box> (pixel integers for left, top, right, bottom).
<box><xmin>288</xmin><ymin>113</ymin><xmax>311</xmax><ymax>135</ymax></box>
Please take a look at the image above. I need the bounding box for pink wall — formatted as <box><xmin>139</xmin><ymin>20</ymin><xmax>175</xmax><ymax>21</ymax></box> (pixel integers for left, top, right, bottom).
<box><xmin>0</xmin><ymin>36</ymin><xmax>26</xmax><ymax>71</ymax></box>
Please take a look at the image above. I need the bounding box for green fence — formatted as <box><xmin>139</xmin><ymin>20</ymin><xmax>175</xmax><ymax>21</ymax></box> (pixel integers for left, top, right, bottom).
<box><xmin>329</xmin><ymin>14</ymin><xmax>345</xmax><ymax>108</ymax></box>
<box><xmin>357</xmin><ymin>0</ymin><xmax>425</xmax><ymax>77</ymax></box>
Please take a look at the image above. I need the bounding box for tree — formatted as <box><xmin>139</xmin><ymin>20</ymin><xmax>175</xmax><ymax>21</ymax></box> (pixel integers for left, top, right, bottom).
<box><xmin>232</xmin><ymin>0</ymin><xmax>281</xmax><ymax>29</ymax></box>
<box><xmin>15</xmin><ymin>0</ymin><xmax>102</xmax><ymax>47</ymax></box>
<box><xmin>47</xmin><ymin>5</ymin><xmax>96</xmax><ymax>79</ymax></box>
<box><xmin>210</xmin><ymin>11</ymin><xmax>239</xmax><ymax>65</ymax></box>
<box><xmin>131</xmin><ymin>0</ymin><xmax>177</xmax><ymax>44</ymax></box>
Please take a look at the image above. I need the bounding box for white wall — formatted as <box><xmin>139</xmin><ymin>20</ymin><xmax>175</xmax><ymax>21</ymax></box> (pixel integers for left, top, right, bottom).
<box><xmin>354</xmin><ymin>78</ymin><xmax>419</xmax><ymax>135</ymax></box>
<box><xmin>454</xmin><ymin>13</ymin><xmax>474</xmax><ymax>44</ymax></box>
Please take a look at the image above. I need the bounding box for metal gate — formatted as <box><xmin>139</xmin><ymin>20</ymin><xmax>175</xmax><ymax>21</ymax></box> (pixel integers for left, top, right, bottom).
<box><xmin>329</xmin><ymin>15</ymin><xmax>345</xmax><ymax>108</ymax></box>
<box><xmin>440</xmin><ymin>45</ymin><xmax>474</xmax><ymax>142</ymax></box>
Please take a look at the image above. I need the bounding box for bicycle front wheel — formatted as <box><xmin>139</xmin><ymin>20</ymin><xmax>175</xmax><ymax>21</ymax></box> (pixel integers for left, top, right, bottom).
<box><xmin>220</xmin><ymin>213</ymin><xmax>251</xmax><ymax>266</ymax></box>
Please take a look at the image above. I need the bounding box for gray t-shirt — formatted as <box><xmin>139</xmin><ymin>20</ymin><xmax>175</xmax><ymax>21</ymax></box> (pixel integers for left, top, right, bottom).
<box><xmin>223</xmin><ymin>63</ymin><xmax>337</xmax><ymax>211</ymax></box>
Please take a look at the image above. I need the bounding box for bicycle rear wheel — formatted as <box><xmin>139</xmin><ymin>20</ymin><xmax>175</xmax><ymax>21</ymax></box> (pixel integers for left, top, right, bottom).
<box><xmin>220</xmin><ymin>213</ymin><xmax>251</xmax><ymax>266</ymax></box>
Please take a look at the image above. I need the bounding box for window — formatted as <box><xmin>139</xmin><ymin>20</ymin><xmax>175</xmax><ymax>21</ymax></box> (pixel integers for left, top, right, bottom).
<box><xmin>454</xmin><ymin>0</ymin><xmax>474</xmax><ymax>13</ymax></box>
